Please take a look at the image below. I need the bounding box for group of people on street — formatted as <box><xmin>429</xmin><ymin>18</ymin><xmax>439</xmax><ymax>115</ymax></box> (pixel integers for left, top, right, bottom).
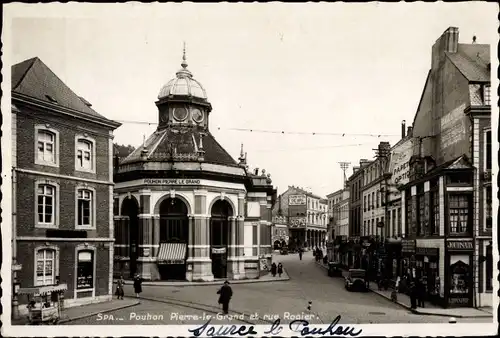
<box><xmin>409</xmin><ymin>276</ymin><xmax>428</xmax><ymax>309</ymax></box>
<box><xmin>115</xmin><ymin>274</ymin><xmax>143</xmax><ymax>299</ymax></box>
<box><xmin>314</xmin><ymin>246</ymin><xmax>324</xmax><ymax>262</ymax></box>
<box><xmin>270</xmin><ymin>262</ymin><xmax>284</xmax><ymax>277</ymax></box>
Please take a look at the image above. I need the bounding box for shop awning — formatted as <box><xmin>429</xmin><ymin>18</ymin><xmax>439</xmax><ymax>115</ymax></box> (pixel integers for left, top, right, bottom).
<box><xmin>157</xmin><ymin>243</ymin><xmax>187</xmax><ymax>264</ymax></box>
<box><xmin>19</xmin><ymin>283</ymin><xmax>68</xmax><ymax>296</ymax></box>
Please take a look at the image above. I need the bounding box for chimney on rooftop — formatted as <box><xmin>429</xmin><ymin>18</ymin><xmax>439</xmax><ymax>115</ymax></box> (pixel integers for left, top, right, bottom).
<box><xmin>432</xmin><ymin>27</ymin><xmax>459</xmax><ymax>69</ymax></box>
<box><xmin>401</xmin><ymin>120</ymin><xmax>406</xmax><ymax>139</ymax></box>
<box><xmin>407</xmin><ymin>126</ymin><xmax>413</xmax><ymax>137</ymax></box>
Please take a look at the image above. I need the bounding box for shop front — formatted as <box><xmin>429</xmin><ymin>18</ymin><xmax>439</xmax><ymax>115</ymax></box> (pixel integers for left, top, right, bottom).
<box><xmin>384</xmin><ymin>238</ymin><xmax>402</xmax><ymax>282</ymax></box>
<box><xmin>445</xmin><ymin>239</ymin><xmax>474</xmax><ymax>308</ymax></box>
<box><xmin>399</xmin><ymin>239</ymin><xmax>416</xmax><ymax>294</ymax></box>
<box><xmin>415</xmin><ymin>247</ymin><xmax>441</xmax><ymax>305</ymax></box>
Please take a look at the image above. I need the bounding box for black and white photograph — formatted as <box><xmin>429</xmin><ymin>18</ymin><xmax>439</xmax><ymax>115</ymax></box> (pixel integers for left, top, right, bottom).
<box><xmin>1</xmin><ymin>2</ymin><xmax>497</xmax><ymax>337</ymax></box>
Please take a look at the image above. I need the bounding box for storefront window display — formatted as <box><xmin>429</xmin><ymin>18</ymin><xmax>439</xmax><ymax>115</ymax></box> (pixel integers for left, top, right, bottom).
<box><xmin>449</xmin><ymin>260</ymin><xmax>470</xmax><ymax>294</ymax></box>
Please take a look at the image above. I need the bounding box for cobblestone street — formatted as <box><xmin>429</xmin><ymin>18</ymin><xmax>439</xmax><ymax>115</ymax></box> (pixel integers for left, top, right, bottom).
<box><xmin>68</xmin><ymin>253</ymin><xmax>492</xmax><ymax>325</ymax></box>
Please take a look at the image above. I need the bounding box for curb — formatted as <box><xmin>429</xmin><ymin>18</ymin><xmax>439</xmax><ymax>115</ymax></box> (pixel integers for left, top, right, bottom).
<box><xmin>58</xmin><ymin>300</ymin><xmax>140</xmax><ymax>324</ymax></box>
<box><xmin>128</xmin><ymin>271</ymin><xmax>290</xmax><ymax>287</ymax></box>
<box><xmin>314</xmin><ymin>262</ymin><xmax>491</xmax><ymax>318</ymax></box>
<box><xmin>368</xmin><ymin>285</ymin><xmax>492</xmax><ymax>318</ymax></box>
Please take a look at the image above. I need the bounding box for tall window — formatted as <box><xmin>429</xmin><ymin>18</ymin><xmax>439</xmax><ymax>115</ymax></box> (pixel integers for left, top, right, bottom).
<box><xmin>449</xmin><ymin>195</ymin><xmax>470</xmax><ymax>234</ymax></box>
<box><xmin>36</xmin><ymin>249</ymin><xmax>55</xmax><ymax>286</ymax></box>
<box><xmin>392</xmin><ymin>209</ymin><xmax>396</xmax><ymax>237</ymax></box>
<box><xmin>485</xmin><ymin>187</ymin><xmax>492</xmax><ymax>229</ymax></box>
<box><xmin>77</xmin><ymin>189</ymin><xmax>93</xmax><ymax>226</ymax></box>
<box><xmin>432</xmin><ymin>190</ymin><xmax>440</xmax><ymax>235</ymax></box>
<box><xmin>76</xmin><ymin>139</ymin><xmax>93</xmax><ymax>170</ymax></box>
<box><xmin>367</xmin><ymin>194</ymin><xmax>371</xmax><ymax>211</ymax></box>
<box><xmin>38</xmin><ymin>185</ymin><xmax>55</xmax><ymax>224</ymax></box>
<box><xmin>76</xmin><ymin>250</ymin><xmax>94</xmax><ymax>289</ymax></box>
<box><xmin>37</xmin><ymin>130</ymin><xmax>55</xmax><ymax>163</ymax></box>
<box><xmin>486</xmin><ymin>245</ymin><xmax>492</xmax><ymax>291</ymax></box>
<box><xmin>418</xmin><ymin>193</ymin><xmax>425</xmax><ymax>235</ymax></box>
<box><xmin>483</xmin><ymin>84</ymin><xmax>491</xmax><ymax>106</ymax></box>
<box><xmin>486</xmin><ymin>130</ymin><xmax>491</xmax><ymax>170</ymax></box>
<box><xmin>406</xmin><ymin>195</ymin><xmax>412</xmax><ymax>235</ymax></box>
<box><xmin>397</xmin><ymin>207</ymin><xmax>402</xmax><ymax>236</ymax></box>
<box><xmin>364</xmin><ymin>196</ymin><xmax>367</xmax><ymax>212</ymax></box>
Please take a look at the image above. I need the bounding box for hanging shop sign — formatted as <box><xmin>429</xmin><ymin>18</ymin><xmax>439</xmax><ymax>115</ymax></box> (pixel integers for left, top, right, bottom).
<box><xmin>212</xmin><ymin>247</ymin><xmax>226</xmax><ymax>254</ymax></box>
<box><xmin>416</xmin><ymin>247</ymin><xmax>439</xmax><ymax>256</ymax></box>
<box><xmin>446</xmin><ymin>240</ymin><xmax>473</xmax><ymax>251</ymax></box>
<box><xmin>401</xmin><ymin>239</ymin><xmax>416</xmax><ymax>253</ymax></box>
<box><xmin>143</xmin><ymin>178</ymin><xmax>201</xmax><ymax>185</ymax></box>
<box><xmin>288</xmin><ymin>194</ymin><xmax>306</xmax><ymax>206</ymax></box>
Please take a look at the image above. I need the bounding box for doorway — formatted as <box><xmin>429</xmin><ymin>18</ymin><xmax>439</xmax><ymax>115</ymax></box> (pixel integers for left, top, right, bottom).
<box><xmin>121</xmin><ymin>197</ymin><xmax>139</xmax><ymax>278</ymax></box>
<box><xmin>158</xmin><ymin>197</ymin><xmax>189</xmax><ymax>280</ymax></box>
<box><xmin>210</xmin><ymin>200</ymin><xmax>233</xmax><ymax>279</ymax></box>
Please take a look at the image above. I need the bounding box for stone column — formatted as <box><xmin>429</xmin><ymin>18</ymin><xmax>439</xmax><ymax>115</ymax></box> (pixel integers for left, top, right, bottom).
<box><xmin>188</xmin><ymin>190</ymin><xmax>213</xmax><ymax>282</ymax></box>
<box><xmin>227</xmin><ymin>216</ymin><xmax>242</xmax><ymax>279</ymax></box>
<box><xmin>138</xmin><ymin>190</ymin><xmax>153</xmax><ymax>280</ymax></box>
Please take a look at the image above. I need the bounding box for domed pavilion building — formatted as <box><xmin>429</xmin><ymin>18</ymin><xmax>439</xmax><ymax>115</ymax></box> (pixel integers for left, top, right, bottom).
<box><xmin>113</xmin><ymin>49</ymin><xmax>277</xmax><ymax>282</ymax></box>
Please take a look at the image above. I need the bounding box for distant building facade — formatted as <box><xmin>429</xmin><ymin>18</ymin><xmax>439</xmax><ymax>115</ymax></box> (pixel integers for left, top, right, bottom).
<box><xmin>273</xmin><ymin>186</ymin><xmax>327</xmax><ymax>250</ymax></box>
<box><xmin>11</xmin><ymin>57</ymin><xmax>121</xmax><ymax>314</ymax></box>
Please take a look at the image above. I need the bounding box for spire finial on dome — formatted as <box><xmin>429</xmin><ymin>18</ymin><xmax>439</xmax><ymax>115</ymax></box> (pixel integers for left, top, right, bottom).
<box><xmin>181</xmin><ymin>41</ymin><xmax>188</xmax><ymax>69</ymax></box>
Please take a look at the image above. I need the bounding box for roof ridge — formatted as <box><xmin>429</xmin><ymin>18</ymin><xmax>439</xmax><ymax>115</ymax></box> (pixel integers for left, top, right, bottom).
<box><xmin>12</xmin><ymin>57</ymin><xmax>38</xmax><ymax>90</ymax></box>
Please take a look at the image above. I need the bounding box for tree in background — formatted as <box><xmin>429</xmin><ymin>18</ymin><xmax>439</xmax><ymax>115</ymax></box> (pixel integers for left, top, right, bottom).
<box><xmin>114</xmin><ymin>143</ymin><xmax>135</xmax><ymax>159</ymax></box>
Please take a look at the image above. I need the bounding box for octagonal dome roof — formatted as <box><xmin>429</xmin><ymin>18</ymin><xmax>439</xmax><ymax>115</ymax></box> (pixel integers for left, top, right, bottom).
<box><xmin>158</xmin><ymin>46</ymin><xmax>207</xmax><ymax>100</ymax></box>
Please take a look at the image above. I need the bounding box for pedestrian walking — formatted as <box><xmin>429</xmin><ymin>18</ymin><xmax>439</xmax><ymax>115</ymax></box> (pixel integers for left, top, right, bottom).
<box><xmin>299</xmin><ymin>248</ymin><xmax>303</xmax><ymax>260</ymax></box>
<box><xmin>115</xmin><ymin>275</ymin><xmax>125</xmax><ymax>300</ymax></box>
<box><xmin>277</xmin><ymin>263</ymin><xmax>283</xmax><ymax>277</ymax></box>
<box><xmin>409</xmin><ymin>281</ymin><xmax>417</xmax><ymax>309</ymax></box>
<box><xmin>133</xmin><ymin>274</ymin><xmax>143</xmax><ymax>298</ymax></box>
<box><xmin>417</xmin><ymin>277</ymin><xmax>426</xmax><ymax>308</ymax></box>
<box><xmin>217</xmin><ymin>280</ymin><xmax>233</xmax><ymax>314</ymax></box>
<box><xmin>271</xmin><ymin>262</ymin><xmax>277</xmax><ymax>277</ymax></box>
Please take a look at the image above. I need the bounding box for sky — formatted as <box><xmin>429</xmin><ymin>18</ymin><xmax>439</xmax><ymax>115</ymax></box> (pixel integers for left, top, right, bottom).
<box><xmin>4</xmin><ymin>2</ymin><xmax>497</xmax><ymax>198</ymax></box>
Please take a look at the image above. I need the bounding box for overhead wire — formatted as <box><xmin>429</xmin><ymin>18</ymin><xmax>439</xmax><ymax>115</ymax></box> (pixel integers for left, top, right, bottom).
<box><xmin>114</xmin><ymin>119</ymin><xmax>400</xmax><ymax>138</ymax></box>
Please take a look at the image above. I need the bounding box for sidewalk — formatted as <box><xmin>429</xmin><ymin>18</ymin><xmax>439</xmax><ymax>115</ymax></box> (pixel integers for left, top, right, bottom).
<box><xmin>12</xmin><ymin>298</ymin><xmax>140</xmax><ymax>325</ymax></box>
<box><xmin>314</xmin><ymin>260</ymin><xmax>492</xmax><ymax>318</ymax></box>
<box><xmin>137</xmin><ymin>269</ymin><xmax>290</xmax><ymax>287</ymax></box>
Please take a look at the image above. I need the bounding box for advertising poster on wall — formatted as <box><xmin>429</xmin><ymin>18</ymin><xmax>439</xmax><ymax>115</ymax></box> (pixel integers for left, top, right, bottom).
<box><xmin>389</xmin><ymin>138</ymin><xmax>414</xmax><ymax>187</ymax></box>
<box><xmin>288</xmin><ymin>194</ymin><xmax>306</xmax><ymax>205</ymax></box>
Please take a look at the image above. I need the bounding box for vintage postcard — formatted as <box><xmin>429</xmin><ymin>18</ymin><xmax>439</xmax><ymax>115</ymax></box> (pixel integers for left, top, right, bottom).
<box><xmin>1</xmin><ymin>2</ymin><xmax>498</xmax><ymax>337</ymax></box>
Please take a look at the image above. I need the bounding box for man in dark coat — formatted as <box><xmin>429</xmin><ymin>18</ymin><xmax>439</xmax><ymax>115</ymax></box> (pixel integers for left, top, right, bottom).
<box><xmin>217</xmin><ymin>281</ymin><xmax>233</xmax><ymax>314</ymax></box>
<box><xmin>409</xmin><ymin>281</ymin><xmax>417</xmax><ymax>309</ymax></box>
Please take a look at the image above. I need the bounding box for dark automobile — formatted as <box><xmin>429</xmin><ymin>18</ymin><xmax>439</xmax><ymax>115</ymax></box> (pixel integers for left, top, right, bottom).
<box><xmin>328</xmin><ymin>262</ymin><xmax>343</xmax><ymax>277</ymax></box>
<box><xmin>344</xmin><ymin>269</ymin><xmax>368</xmax><ymax>292</ymax></box>
<box><xmin>280</xmin><ymin>246</ymin><xmax>289</xmax><ymax>255</ymax></box>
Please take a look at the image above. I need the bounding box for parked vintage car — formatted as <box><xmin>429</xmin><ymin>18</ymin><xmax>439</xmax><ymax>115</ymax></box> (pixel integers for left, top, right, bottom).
<box><xmin>345</xmin><ymin>269</ymin><xmax>368</xmax><ymax>292</ymax></box>
<box><xmin>328</xmin><ymin>262</ymin><xmax>343</xmax><ymax>277</ymax></box>
<box><xmin>280</xmin><ymin>246</ymin><xmax>289</xmax><ymax>255</ymax></box>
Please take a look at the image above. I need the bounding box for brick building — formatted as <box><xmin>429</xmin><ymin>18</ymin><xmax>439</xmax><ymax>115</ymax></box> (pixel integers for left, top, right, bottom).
<box><xmin>11</xmin><ymin>57</ymin><xmax>121</xmax><ymax>314</ymax></box>
<box><xmin>113</xmin><ymin>50</ymin><xmax>276</xmax><ymax>281</ymax></box>
<box><xmin>400</xmin><ymin>27</ymin><xmax>492</xmax><ymax>308</ymax></box>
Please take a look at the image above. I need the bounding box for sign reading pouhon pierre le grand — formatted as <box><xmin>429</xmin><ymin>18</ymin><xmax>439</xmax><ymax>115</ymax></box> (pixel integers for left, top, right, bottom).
<box><xmin>143</xmin><ymin>178</ymin><xmax>201</xmax><ymax>185</ymax></box>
